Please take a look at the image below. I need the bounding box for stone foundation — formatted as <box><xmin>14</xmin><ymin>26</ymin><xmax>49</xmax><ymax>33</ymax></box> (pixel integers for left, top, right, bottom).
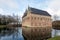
<box><xmin>22</xmin><ymin>27</ymin><xmax>52</xmax><ymax>40</ymax></box>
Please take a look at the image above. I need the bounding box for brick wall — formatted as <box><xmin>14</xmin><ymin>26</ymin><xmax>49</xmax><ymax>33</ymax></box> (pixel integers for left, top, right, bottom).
<box><xmin>22</xmin><ymin>13</ymin><xmax>52</xmax><ymax>27</ymax></box>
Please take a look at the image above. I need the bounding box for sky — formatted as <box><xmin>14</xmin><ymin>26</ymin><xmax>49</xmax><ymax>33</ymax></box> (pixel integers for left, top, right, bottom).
<box><xmin>0</xmin><ymin>0</ymin><xmax>60</xmax><ymax>19</ymax></box>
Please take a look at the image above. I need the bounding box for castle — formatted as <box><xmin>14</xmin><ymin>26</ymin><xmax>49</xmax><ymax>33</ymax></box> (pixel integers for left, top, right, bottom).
<box><xmin>22</xmin><ymin>7</ymin><xmax>52</xmax><ymax>40</ymax></box>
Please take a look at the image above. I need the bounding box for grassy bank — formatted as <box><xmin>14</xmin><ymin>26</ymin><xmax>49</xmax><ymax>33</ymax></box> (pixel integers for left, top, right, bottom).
<box><xmin>48</xmin><ymin>36</ymin><xmax>60</xmax><ymax>40</ymax></box>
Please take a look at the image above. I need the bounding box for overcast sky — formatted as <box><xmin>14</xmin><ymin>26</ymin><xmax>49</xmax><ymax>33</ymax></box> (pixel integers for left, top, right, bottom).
<box><xmin>0</xmin><ymin>0</ymin><xmax>60</xmax><ymax>18</ymax></box>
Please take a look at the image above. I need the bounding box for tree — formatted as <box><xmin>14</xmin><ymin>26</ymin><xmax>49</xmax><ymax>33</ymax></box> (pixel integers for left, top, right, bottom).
<box><xmin>0</xmin><ymin>14</ymin><xmax>19</xmax><ymax>25</ymax></box>
<box><xmin>53</xmin><ymin>14</ymin><xmax>59</xmax><ymax>36</ymax></box>
<box><xmin>53</xmin><ymin>14</ymin><xmax>59</xmax><ymax>21</ymax></box>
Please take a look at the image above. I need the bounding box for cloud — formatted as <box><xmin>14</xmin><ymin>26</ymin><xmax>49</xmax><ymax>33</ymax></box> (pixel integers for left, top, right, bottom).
<box><xmin>0</xmin><ymin>0</ymin><xmax>19</xmax><ymax>9</ymax></box>
<box><xmin>43</xmin><ymin>0</ymin><xmax>60</xmax><ymax>20</ymax></box>
<box><xmin>0</xmin><ymin>0</ymin><xmax>21</xmax><ymax>16</ymax></box>
<box><xmin>45</xmin><ymin>0</ymin><xmax>60</xmax><ymax>16</ymax></box>
<box><xmin>18</xmin><ymin>0</ymin><xmax>60</xmax><ymax>18</ymax></box>
<box><xmin>0</xmin><ymin>8</ymin><xmax>4</xmax><ymax>13</ymax></box>
<box><xmin>0</xmin><ymin>0</ymin><xmax>60</xmax><ymax>19</ymax></box>
<box><xmin>0</xmin><ymin>8</ymin><xmax>13</xmax><ymax>15</ymax></box>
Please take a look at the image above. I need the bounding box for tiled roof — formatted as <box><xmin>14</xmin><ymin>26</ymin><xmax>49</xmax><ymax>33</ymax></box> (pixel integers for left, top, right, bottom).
<box><xmin>22</xmin><ymin>7</ymin><xmax>51</xmax><ymax>18</ymax></box>
<box><xmin>30</xmin><ymin>7</ymin><xmax>51</xmax><ymax>16</ymax></box>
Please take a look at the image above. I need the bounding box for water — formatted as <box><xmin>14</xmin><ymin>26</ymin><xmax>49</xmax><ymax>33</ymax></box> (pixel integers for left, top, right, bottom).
<box><xmin>0</xmin><ymin>27</ymin><xmax>60</xmax><ymax>40</ymax></box>
<box><xmin>52</xmin><ymin>29</ymin><xmax>60</xmax><ymax>37</ymax></box>
<box><xmin>0</xmin><ymin>27</ymin><xmax>24</xmax><ymax>40</ymax></box>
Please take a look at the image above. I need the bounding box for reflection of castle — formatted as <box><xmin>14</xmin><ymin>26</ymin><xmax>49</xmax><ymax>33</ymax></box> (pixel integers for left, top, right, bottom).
<box><xmin>22</xmin><ymin>7</ymin><xmax>52</xmax><ymax>40</ymax></box>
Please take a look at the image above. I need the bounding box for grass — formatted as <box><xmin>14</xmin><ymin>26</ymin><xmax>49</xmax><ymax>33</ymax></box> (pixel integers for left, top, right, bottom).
<box><xmin>48</xmin><ymin>36</ymin><xmax>60</xmax><ymax>40</ymax></box>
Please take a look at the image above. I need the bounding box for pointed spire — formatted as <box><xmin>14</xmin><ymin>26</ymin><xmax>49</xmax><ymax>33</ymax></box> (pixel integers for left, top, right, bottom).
<box><xmin>28</xmin><ymin>5</ymin><xmax>31</xmax><ymax>11</ymax></box>
<box><xmin>28</xmin><ymin>5</ymin><xmax>30</xmax><ymax>9</ymax></box>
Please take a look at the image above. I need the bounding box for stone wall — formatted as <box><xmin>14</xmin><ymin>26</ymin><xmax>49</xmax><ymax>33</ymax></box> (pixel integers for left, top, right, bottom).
<box><xmin>22</xmin><ymin>27</ymin><xmax>52</xmax><ymax>40</ymax></box>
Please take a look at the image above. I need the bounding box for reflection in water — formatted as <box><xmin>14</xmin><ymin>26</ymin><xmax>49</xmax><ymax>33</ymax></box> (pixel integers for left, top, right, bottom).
<box><xmin>0</xmin><ymin>27</ymin><xmax>60</xmax><ymax>40</ymax></box>
<box><xmin>0</xmin><ymin>27</ymin><xmax>24</xmax><ymax>40</ymax></box>
<box><xmin>52</xmin><ymin>29</ymin><xmax>60</xmax><ymax>37</ymax></box>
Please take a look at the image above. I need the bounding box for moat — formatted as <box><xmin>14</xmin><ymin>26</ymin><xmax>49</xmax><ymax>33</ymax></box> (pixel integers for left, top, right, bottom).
<box><xmin>0</xmin><ymin>27</ymin><xmax>24</xmax><ymax>40</ymax></box>
<box><xmin>0</xmin><ymin>27</ymin><xmax>60</xmax><ymax>40</ymax></box>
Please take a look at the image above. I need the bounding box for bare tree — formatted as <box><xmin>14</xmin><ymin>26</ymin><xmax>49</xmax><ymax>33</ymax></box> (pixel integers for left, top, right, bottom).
<box><xmin>53</xmin><ymin>14</ymin><xmax>59</xmax><ymax>36</ymax></box>
<box><xmin>53</xmin><ymin>14</ymin><xmax>59</xmax><ymax>21</ymax></box>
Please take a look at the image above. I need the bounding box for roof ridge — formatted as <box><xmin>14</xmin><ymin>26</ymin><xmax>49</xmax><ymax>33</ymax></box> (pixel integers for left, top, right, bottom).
<box><xmin>28</xmin><ymin>7</ymin><xmax>44</xmax><ymax>11</ymax></box>
<box><xmin>28</xmin><ymin>7</ymin><xmax>51</xmax><ymax>16</ymax></box>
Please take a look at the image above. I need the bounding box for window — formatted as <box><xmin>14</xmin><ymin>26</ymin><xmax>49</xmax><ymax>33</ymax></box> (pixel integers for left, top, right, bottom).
<box><xmin>27</xmin><ymin>17</ymin><xmax>29</xmax><ymax>19</ymax></box>
<box><xmin>41</xmin><ymin>18</ymin><xmax>42</xmax><ymax>20</ymax></box>
<box><xmin>34</xmin><ymin>17</ymin><xmax>36</xmax><ymax>20</ymax></box>
<box><xmin>31</xmin><ymin>22</ymin><xmax>33</xmax><ymax>26</ymax></box>
<box><xmin>39</xmin><ymin>23</ymin><xmax>41</xmax><ymax>26</ymax></box>
<box><xmin>35</xmin><ymin>23</ymin><xmax>37</xmax><ymax>26</ymax></box>
<box><xmin>38</xmin><ymin>17</ymin><xmax>39</xmax><ymax>20</ymax></box>
<box><xmin>31</xmin><ymin>17</ymin><xmax>33</xmax><ymax>19</ymax></box>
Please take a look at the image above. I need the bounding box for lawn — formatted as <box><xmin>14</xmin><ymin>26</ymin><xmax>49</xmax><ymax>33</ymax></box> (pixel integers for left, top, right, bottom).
<box><xmin>48</xmin><ymin>36</ymin><xmax>60</xmax><ymax>40</ymax></box>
